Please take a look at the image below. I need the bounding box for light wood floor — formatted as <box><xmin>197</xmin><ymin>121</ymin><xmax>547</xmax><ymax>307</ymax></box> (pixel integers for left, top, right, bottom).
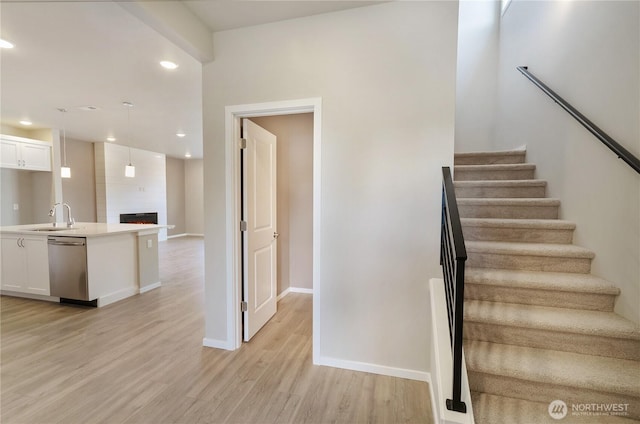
<box><xmin>1</xmin><ymin>236</ymin><xmax>433</xmax><ymax>423</ymax></box>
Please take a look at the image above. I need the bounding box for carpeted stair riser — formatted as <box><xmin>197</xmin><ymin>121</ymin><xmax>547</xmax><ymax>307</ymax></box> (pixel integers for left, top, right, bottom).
<box><xmin>462</xmin><ymin>224</ymin><xmax>573</xmax><ymax>244</ymax></box>
<box><xmin>468</xmin><ymin>372</ymin><xmax>640</xmax><ymax>420</ymax></box>
<box><xmin>464</xmin><ymin>268</ymin><xmax>620</xmax><ymax>311</ymax></box>
<box><xmin>454</xmin><ymin>151</ymin><xmax>526</xmax><ymax>165</ymax></box>
<box><xmin>454</xmin><ymin>181</ymin><xmax>547</xmax><ymax>198</ymax></box>
<box><xmin>466</xmin><ymin>252</ymin><xmax>592</xmax><ymax>273</ymax></box>
<box><xmin>465</xmin><ymin>284</ymin><xmax>616</xmax><ymax>312</ymax></box>
<box><xmin>465</xmin><ymin>341</ymin><xmax>640</xmax><ymax>413</ymax></box>
<box><xmin>464</xmin><ymin>322</ymin><xmax>639</xmax><ymax>361</ymax></box>
<box><xmin>454</xmin><ymin>165</ymin><xmax>535</xmax><ymax>181</ymax></box>
<box><xmin>471</xmin><ymin>392</ymin><xmax>637</xmax><ymax>424</ymax></box>
<box><xmin>457</xmin><ymin>199</ymin><xmax>560</xmax><ymax>219</ymax></box>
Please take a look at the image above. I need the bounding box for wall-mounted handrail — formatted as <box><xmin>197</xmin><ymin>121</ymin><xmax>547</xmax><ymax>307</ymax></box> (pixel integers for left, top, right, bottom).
<box><xmin>440</xmin><ymin>166</ymin><xmax>467</xmax><ymax>414</ymax></box>
<box><xmin>517</xmin><ymin>66</ymin><xmax>640</xmax><ymax>174</ymax></box>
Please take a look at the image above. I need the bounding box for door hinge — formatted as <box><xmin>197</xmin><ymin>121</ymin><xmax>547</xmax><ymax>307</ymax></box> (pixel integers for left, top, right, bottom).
<box><xmin>241</xmin><ymin>301</ymin><xmax>248</xmax><ymax>312</ymax></box>
<box><xmin>239</xmin><ymin>138</ymin><xmax>247</xmax><ymax>149</ymax></box>
<box><xmin>240</xmin><ymin>220</ymin><xmax>247</xmax><ymax>232</ymax></box>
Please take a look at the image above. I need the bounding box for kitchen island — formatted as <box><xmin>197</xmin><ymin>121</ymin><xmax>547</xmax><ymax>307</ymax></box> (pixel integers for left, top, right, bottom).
<box><xmin>0</xmin><ymin>222</ymin><xmax>165</xmax><ymax>307</ymax></box>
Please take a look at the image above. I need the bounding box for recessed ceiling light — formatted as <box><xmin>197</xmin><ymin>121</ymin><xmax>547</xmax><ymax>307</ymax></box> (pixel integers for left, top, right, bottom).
<box><xmin>176</xmin><ymin>132</ymin><xmax>186</xmax><ymax>138</ymax></box>
<box><xmin>160</xmin><ymin>61</ymin><xmax>178</xmax><ymax>70</ymax></box>
<box><xmin>185</xmin><ymin>153</ymin><xmax>192</xmax><ymax>158</ymax></box>
<box><xmin>78</xmin><ymin>105</ymin><xmax>100</xmax><ymax>111</ymax></box>
<box><xmin>0</xmin><ymin>39</ymin><xmax>14</xmax><ymax>49</ymax></box>
<box><xmin>107</xmin><ymin>136</ymin><xmax>116</xmax><ymax>142</ymax></box>
<box><xmin>19</xmin><ymin>120</ymin><xmax>32</xmax><ymax>126</ymax></box>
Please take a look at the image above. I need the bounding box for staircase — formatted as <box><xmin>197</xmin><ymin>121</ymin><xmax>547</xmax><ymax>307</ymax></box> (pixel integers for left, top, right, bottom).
<box><xmin>454</xmin><ymin>150</ymin><xmax>640</xmax><ymax>424</ymax></box>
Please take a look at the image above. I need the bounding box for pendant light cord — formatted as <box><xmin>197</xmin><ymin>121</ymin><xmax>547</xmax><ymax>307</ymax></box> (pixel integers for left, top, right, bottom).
<box><xmin>62</xmin><ymin>121</ymin><xmax>67</xmax><ymax>166</ymax></box>
<box><xmin>127</xmin><ymin>103</ymin><xmax>132</xmax><ymax>165</ymax></box>
<box><xmin>58</xmin><ymin>108</ymin><xmax>68</xmax><ymax>166</ymax></box>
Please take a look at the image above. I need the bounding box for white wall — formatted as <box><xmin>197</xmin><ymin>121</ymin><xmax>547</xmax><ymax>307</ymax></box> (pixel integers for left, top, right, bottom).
<box><xmin>202</xmin><ymin>2</ymin><xmax>458</xmax><ymax>374</ymax></box>
<box><xmin>251</xmin><ymin>113</ymin><xmax>314</xmax><ymax>294</ymax></box>
<box><xmin>185</xmin><ymin>159</ymin><xmax>204</xmax><ymax>235</ymax></box>
<box><xmin>61</xmin><ymin>138</ymin><xmax>97</xmax><ymax>222</ymax></box>
<box><xmin>95</xmin><ymin>142</ymin><xmax>168</xmax><ymax>240</ymax></box>
<box><xmin>1</xmin><ymin>168</ymin><xmax>34</xmax><ymax>225</ymax></box>
<box><xmin>166</xmin><ymin>156</ymin><xmax>186</xmax><ymax>236</ymax></box>
<box><xmin>495</xmin><ymin>1</ymin><xmax>640</xmax><ymax>323</ymax></box>
<box><xmin>455</xmin><ymin>0</ymin><xmax>501</xmax><ymax>152</ymax></box>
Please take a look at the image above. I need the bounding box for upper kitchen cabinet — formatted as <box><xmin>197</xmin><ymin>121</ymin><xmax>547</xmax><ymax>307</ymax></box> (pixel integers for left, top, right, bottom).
<box><xmin>0</xmin><ymin>134</ymin><xmax>52</xmax><ymax>171</ymax></box>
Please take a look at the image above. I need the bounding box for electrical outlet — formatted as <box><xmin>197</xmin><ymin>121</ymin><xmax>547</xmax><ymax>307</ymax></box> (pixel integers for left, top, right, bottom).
<box><xmin>147</xmin><ymin>239</ymin><xmax>153</xmax><ymax>249</ymax></box>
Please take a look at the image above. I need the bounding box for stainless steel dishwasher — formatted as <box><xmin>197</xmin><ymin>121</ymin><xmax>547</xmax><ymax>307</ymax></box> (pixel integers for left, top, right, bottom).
<box><xmin>48</xmin><ymin>236</ymin><xmax>90</xmax><ymax>302</ymax></box>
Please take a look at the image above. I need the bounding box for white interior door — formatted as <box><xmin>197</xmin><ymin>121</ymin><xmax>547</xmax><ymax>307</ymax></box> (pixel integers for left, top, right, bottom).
<box><xmin>243</xmin><ymin>118</ymin><xmax>278</xmax><ymax>341</ymax></box>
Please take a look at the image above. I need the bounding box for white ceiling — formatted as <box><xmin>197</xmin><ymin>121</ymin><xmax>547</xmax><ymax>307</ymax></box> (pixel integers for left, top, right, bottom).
<box><xmin>0</xmin><ymin>1</ymin><xmax>381</xmax><ymax>159</ymax></box>
<box><xmin>183</xmin><ymin>1</ymin><xmax>383</xmax><ymax>32</ymax></box>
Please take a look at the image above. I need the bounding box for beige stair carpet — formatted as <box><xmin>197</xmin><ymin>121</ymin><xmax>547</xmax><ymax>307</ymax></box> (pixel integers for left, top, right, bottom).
<box><xmin>454</xmin><ymin>150</ymin><xmax>640</xmax><ymax>423</ymax></box>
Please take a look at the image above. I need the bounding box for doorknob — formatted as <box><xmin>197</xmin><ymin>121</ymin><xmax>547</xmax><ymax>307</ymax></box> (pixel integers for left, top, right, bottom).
<box><xmin>273</xmin><ymin>232</ymin><xmax>279</xmax><ymax>239</ymax></box>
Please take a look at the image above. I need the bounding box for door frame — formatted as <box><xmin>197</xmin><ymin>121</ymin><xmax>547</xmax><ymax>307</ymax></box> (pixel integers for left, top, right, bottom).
<box><xmin>224</xmin><ymin>98</ymin><xmax>322</xmax><ymax>362</ymax></box>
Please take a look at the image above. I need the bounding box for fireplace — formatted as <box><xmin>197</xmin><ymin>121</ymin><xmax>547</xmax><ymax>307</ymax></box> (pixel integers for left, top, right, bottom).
<box><xmin>120</xmin><ymin>212</ymin><xmax>158</xmax><ymax>225</ymax></box>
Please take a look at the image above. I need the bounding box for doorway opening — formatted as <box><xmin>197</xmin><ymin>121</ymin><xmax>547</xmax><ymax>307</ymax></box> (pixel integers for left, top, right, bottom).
<box><xmin>224</xmin><ymin>98</ymin><xmax>321</xmax><ymax>362</ymax></box>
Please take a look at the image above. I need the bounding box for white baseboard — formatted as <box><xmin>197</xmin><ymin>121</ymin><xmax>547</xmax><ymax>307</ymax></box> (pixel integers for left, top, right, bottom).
<box><xmin>290</xmin><ymin>287</ymin><xmax>313</xmax><ymax>294</ymax></box>
<box><xmin>98</xmin><ymin>287</ymin><xmax>138</xmax><ymax>307</ymax></box>
<box><xmin>166</xmin><ymin>233</ymin><xmax>204</xmax><ymax>240</ymax></box>
<box><xmin>277</xmin><ymin>286</ymin><xmax>313</xmax><ymax>301</ymax></box>
<box><xmin>139</xmin><ymin>281</ymin><xmax>161</xmax><ymax>293</ymax></box>
<box><xmin>277</xmin><ymin>288</ymin><xmax>290</xmax><ymax>301</ymax></box>
<box><xmin>203</xmin><ymin>337</ymin><xmax>235</xmax><ymax>351</ymax></box>
<box><xmin>316</xmin><ymin>355</ymin><xmax>430</xmax><ymax>382</ymax></box>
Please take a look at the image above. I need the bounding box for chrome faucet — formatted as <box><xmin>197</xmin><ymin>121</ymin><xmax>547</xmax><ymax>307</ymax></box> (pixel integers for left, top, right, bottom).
<box><xmin>49</xmin><ymin>203</ymin><xmax>75</xmax><ymax>227</ymax></box>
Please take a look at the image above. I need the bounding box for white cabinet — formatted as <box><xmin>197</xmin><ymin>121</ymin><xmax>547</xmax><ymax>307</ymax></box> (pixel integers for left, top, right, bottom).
<box><xmin>0</xmin><ymin>135</ymin><xmax>52</xmax><ymax>171</ymax></box>
<box><xmin>1</xmin><ymin>235</ymin><xmax>50</xmax><ymax>295</ymax></box>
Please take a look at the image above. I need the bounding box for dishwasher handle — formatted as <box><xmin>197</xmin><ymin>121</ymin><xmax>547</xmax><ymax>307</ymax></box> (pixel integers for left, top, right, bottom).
<box><xmin>48</xmin><ymin>238</ymin><xmax>86</xmax><ymax>247</ymax></box>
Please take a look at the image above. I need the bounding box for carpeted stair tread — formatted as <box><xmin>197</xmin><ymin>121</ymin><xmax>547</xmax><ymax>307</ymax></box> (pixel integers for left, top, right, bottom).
<box><xmin>471</xmin><ymin>392</ymin><xmax>640</xmax><ymax>424</ymax></box>
<box><xmin>455</xmin><ymin>163</ymin><xmax>535</xmax><ymax>172</ymax></box>
<box><xmin>455</xmin><ymin>179</ymin><xmax>548</xmax><ymax>198</ymax></box>
<box><xmin>458</xmin><ymin>198</ymin><xmax>560</xmax><ymax>207</ymax></box>
<box><xmin>454</xmin><ymin>163</ymin><xmax>536</xmax><ymax>181</ymax></box>
<box><xmin>466</xmin><ymin>240</ymin><xmax>595</xmax><ymax>259</ymax></box>
<box><xmin>461</xmin><ymin>218</ymin><xmax>575</xmax><ymax>230</ymax></box>
<box><xmin>458</xmin><ymin>198</ymin><xmax>560</xmax><ymax>220</ymax></box>
<box><xmin>454</xmin><ymin>150</ymin><xmax>527</xmax><ymax>165</ymax></box>
<box><xmin>455</xmin><ymin>179</ymin><xmax>547</xmax><ymax>188</ymax></box>
<box><xmin>464</xmin><ymin>300</ymin><xmax>640</xmax><ymax>340</ymax></box>
<box><xmin>465</xmin><ymin>340</ymin><xmax>640</xmax><ymax>398</ymax></box>
<box><xmin>461</xmin><ymin>218</ymin><xmax>575</xmax><ymax>243</ymax></box>
<box><xmin>465</xmin><ymin>267</ymin><xmax>620</xmax><ymax>295</ymax></box>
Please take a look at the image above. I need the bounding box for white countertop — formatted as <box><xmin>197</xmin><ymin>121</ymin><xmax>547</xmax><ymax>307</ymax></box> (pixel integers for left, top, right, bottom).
<box><xmin>0</xmin><ymin>222</ymin><xmax>167</xmax><ymax>237</ymax></box>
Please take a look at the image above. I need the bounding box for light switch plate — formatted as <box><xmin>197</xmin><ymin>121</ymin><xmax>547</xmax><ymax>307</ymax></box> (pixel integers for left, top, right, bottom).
<box><xmin>13</xmin><ymin>203</ymin><xmax>19</xmax><ymax>210</ymax></box>
<box><xmin>147</xmin><ymin>239</ymin><xmax>153</xmax><ymax>248</ymax></box>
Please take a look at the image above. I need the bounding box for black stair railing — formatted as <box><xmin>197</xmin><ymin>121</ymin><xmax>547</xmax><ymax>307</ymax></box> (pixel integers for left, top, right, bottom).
<box><xmin>517</xmin><ymin>66</ymin><xmax>640</xmax><ymax>174</ymax></box>
<box><xmin>440</xmin><ymin>166</ymin><xmax>467</xmax><ymax>414</ymax></box>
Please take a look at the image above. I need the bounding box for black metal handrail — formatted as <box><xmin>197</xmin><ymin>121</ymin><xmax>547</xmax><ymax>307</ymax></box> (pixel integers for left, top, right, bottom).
<box><xmin>440</xmin><ymin>166</ymin><xmax>467</xmax><ymax>414</ymax></box>
<box><xmin>517</xmin><ymin>66</ymin><xmax>640</xmax><ymax>174</ymax></box>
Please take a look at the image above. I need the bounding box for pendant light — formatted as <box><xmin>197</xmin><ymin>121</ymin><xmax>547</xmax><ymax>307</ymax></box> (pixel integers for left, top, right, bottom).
<box><xmin>57</xmin><ymin>108</ymin><xmax>71</xmax><ymax>178</ymax></box>
<box><xmin>123</xmin><ymin>101</ymin><xmax>135</xmax><ymax>178</ymax></box>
